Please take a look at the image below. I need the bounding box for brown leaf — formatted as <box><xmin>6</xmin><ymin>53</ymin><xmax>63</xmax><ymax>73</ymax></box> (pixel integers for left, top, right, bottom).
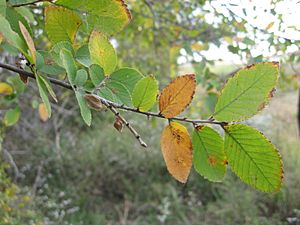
<box><xmin>19</xmin><ymin>74</ymin><xmax>29</xmax><ymax>84</ymax></box>
<box><xmin>160</xmin><ymin>122</ymin><xmax>193</xmax><ymax>183</ymax></box>
<box><xmin>114</xmin><ymin>116</ymin><xmax>124</xmax><ymax>132</ymax></box>
<box><xmin>84</xmin><ymin>94</ymin><xmax>105</xmax><ymax>110</ymax></box>
<box><xmin>38</xmin><ymin>103</ymin><xmax>49</xmax><ymax>122</ymax></box>
<box><xmin>19</xmin><ymin>21</ymin><xmax>36</xmax><ymax>64</ymax></box>
<box><xmin>159</xmin><ymin>74</ymin><xmax>196</xmax><ymax>118</ymax></box>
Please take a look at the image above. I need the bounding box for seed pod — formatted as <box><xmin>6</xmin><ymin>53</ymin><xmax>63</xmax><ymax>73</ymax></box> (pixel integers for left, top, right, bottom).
<box><xmin>84</xmin><ymin>94</ymin><xmax>105</xmax><ymax>110</ymax></box>
<box><xmin>114</xmin><ymin>116</ymin><xmax>124</xmax><ymax>132</ymax></box>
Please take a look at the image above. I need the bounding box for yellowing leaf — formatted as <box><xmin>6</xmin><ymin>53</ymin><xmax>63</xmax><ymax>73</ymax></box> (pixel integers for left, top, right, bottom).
<box><xmin>19</xmin><ymin>21</ymin><xmax>36</xmax><ymax>64</ymax></box>
<box><xmin>45</xmin><ymin>6</ymin><xmax>82</xmax><ymax>44</ymax></box>
<box><xmin>56</xmin><ymin>0</ymin><xmax>131</xmax><ymax>35</ymax></box>
<box><xmin>159</xmin><ymin>74</ymin><xmax>196</xmax><ymax>118</ymax></box>
<box><xmin>89</xmin><ymin>30</ymin><xmax>117</xmax><ymax>75</ymax></box>
<box><xmin>0</xmin><ymin>82</ymin><xmax>13</xmax><ymax>95</ymax></box>
<box><xmin>160</xmin><ymin>122</ymin><xmax>193</xmax><ymax>183</ymax></box>
<box><xmin>38</xmin><ymin>103</ymin><xmax>49</xmax><ymax>122</ymax></box>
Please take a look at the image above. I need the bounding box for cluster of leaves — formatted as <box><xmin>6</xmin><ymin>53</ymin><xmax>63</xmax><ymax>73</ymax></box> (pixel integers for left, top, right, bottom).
<box><xmin>0</xmin><ymin>0</ymin><xmax>283</xmax><ymax>192</ymax></box>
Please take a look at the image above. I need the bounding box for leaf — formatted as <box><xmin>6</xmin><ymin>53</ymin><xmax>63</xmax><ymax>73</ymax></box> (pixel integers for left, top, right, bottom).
<box><xmin>51</xmin><ymin>41</ymin><xmax>74</xmax><ymax>68</ymax></box>
<box><xmin>89</xmin><ymin>64</ymin><xmax>105</xmax><ymax>87</ymax></box>
<box><xmin>4</xmin><ymin>107</ymin><xmax>20</xmax><ymax>126</ymax></box>
<box><xmin>6</xmin><ymin>76</ymin><xmax>25</xmax><ymax>94</ymax></box>
<box><xmin>75</xmin><ymin>44</ymin><xmax>91</xmax><ymax>67</ymax></box>
<box><xmin>132</xmin><ymin>76</ymin><xmax>158</xmax><ymax>112</ymax></box>
<box><xmin>45</xmin><ymin>6</ymin><xmax>82</xmax><ymax>44</ymax></box>
<box><xmin>75</xmin><ymin>69</ymin><xmax>88</xmax><ymax>87</ymax></box>
<box><xmin>160</xmin><ymin>122</ymin><xmax>193</xmax><ymax>183</ymax></box>
<box><xmin>6</xmin><ymin>7</ymin><xmax>33</xmax><ymax>37</ymax></box>
<box><xmin>55</xmin><ymin>0</ymin><xmax>131</xmax><ymax>35</ymax></box>
<box><xmin>110</xmin><ymin>68</ymin><xmax>143</xmax><ymax>93</ymax></box>
<box><xmin>19</xmin><ymin>21</ymin><xmax>36</xmax><ymax>64</ymax></box>
<box><xmin>159</xmin><ymin>74</ymin><xmax>196</xmax><ymax>118</ymax></box>
<box><xmin>0</xmin><ymin>15</ymin><xmax>28</xmax><ymax>55</ymax></box>
<box><xmin>60</xmin><ymin>48</ymin><xmax>77</xmax><ymax>85</ymax></box>
<box><xmin>0</xmin><ymin>0</ymin><xmax>6</xmax><ymax>16</ymax></box>
<box><xmin>36</xmin><ymin>51</ymin><xmax>65</xmax><ymax>76</ymax></box>
<box><xmin>38</xmin><ymin>103</ymin><xmax>48</xmax><ymax>122</ymax></box>
<box><xmin>265</xmin><ymin>22</ymin><xmax>274</xmax><ymax>30</ymax></box>
<box><xmin>103</xmin><ymin>80</ymin><xmax>132</xmax><ymax>106</ymax></box>
<box><xmin>38</xmin><ymin>75</ymin><xmax>57</xmax><ymax>102</ymax></box>
<box><xmin>213</xmin><ymin>62</ymin><xmax>279</xmax><ymax>122</ymax></box>
<box><xmin>36</xmin><ymin>75</ymin><xmax>51</xmax><ymax>117</ymax></box>
<box><xmin>75</xmin><ymin>90</ymin><xmax>92</xmax><ymax>126</ymax></box>
<box><xmin>89</xmin><ymin>30</ymin><xmax>117</xmax><ymax>75</ymax></box>
<box><xmin>192</xmin><ymin>126</ymin><xmax>226</xmax><ymax>182</ymax></box>
<box><xmin>224</xmin><ymin>124</ymin><xmax>283</xmax><ymax>192</ymax></box>
<box><xmin>0</xmin><ymin>82</ymin><xmax>13</xmax><ymax>95</ymax></box>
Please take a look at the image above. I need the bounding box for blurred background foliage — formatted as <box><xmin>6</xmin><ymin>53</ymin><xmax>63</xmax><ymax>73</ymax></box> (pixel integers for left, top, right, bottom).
<box><xmin>0</xmin><ymin>0</ymin><xmax>300</xmax><ymax>224</ymax></box>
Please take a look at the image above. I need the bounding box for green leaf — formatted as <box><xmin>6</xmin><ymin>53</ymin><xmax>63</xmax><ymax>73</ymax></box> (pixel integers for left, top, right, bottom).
<box><xmin>97</xmin><ymin>87</ymin><xmax>115</xmax><ymax>102</ymax></box>
<box><xmin>38</xmin><ymin>75</ymin><xmax>57</xmax><ymax>102</ymax></box>
<box><xmin>192</xmin><ymin>126</ymin><xmax>226</xmax><ymax>182</ymax></box>
<box><xmin>89</xmin><ymin>30</ymin><xmax>117</xmax><ymax>75</ymax></box>
<box><xmin>15</xmin><ymin>6</ymin><xmax>35</xmax><ymax>23</ymax></box>
<box><xmin>75</xmin><ymin>44</ymin><xmax>91</xmax><ymax>67</ymax></box>
<box><xmin>36</xmin><ymin>75</ymin><xmax>51</xmax><ymax>117</ymax></box>
<box><xmin>224</xmin><ymin>124</ymin><xmax>283</xmax><ymax>192</ymax></box>
<box><xmin>6</xmin><ymin>7</ymin><xmax>33</xmax><ymax>38</ymax></box>
<box><xmin>213</xmin><ymin>62</ymin><xmax>279</xmax><ymax>122</ymax></box>
<box><xmin>55</xmin><ymin>0</ymin><xmax>131</xmax><ymax>35</ymax></box>
<box><xmin>89</xmin><ymin>64</ymin><xmax>105</xmax><ymax>87</ymax></box>
<box><xmin>98</xmin><ymin>81</ymin><xmax>131</xmax><ymax>106</ymax></box>
<box><xmin>0</xmin><ymin>15</ymin><xmax>28</xmax><ymax>55</ymax></box>
<box><xmin>60</xmin><ymin>48</ymin><xmax>77</xmax><ymax>85</ymax></box>
<box><xmin>132</xmin><ymin>76</ymin><xmax>158</xmax><ymax>112</ymax></box>
<box><xmin>0</xmin><ymin>0</ymin><xmax>6</xmax><ymax>16</ymax></box>
<box><xmin>110</xmin><ymin>68</ymin><xmax>143</xmax><ymax>93</ymax></box>
<box><xmin>51</xmin><ymin>41</ymin><xmax>74</xmax><ymax>68</ymax></box>
<box><xmin>4</xmin><ymin>107</ymin><xmax>20</xmax><ymax>126</ymax></box>
<box><xmin>75</xmin><ymin>90</ymin><xmax>92</xmax><ymax>126</ymax></box>
<box><xmin>105</xmin><ymin>81</ymin><xmax>132</xmax><ymax>106</ymax></box>
<box><xmin>6</xmin><ymin>75</ymin><xmax>25</xmax><ymax>94</ymax></box>
<box><xmin>45</xmin><ymin>6</ymin><xmax>82</xmax><ymax>44</ymax></box>
<box><xmin>36</xmin><ymin>51</ymin><xmax>65</xmax><ymax>76</ymax></box>
<box><xmin>75</xmin><ymin>69</ymin><xmax>88</xmax><ymax>87</ymax></box>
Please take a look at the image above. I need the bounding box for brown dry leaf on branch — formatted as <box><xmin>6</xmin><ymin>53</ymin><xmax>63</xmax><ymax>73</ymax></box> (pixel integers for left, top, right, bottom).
<box><xmin>159</xmin><ymin>74</ymin><xmax>196</xmax><ymax>118</ymax></box>
<box><xmin>160</xmin><ymin>122</ymin><xmax>193</xmax><ymax>183</ymax></box>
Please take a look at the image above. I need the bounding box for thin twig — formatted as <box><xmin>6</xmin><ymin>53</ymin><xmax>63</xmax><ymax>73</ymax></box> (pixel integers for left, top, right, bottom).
<box><xmin>102</xmin><ymin>100</ymin><xmax>148</xmax><ymax>148</ymax></box>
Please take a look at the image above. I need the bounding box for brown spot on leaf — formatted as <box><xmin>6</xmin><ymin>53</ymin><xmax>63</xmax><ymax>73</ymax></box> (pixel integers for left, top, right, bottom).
<box><xmin>208</xmin><ymin>155</ymin><xmax>217</xmax><ymax>166</ymax></box>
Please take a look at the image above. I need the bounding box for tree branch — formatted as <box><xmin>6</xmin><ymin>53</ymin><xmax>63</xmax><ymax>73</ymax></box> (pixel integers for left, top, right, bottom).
<box><xmin>11</xmin><ymin>0</ymin><xmax>53</xmax><ymax>7</ymax></box>
<box><xmin>0</xmin><ymin>62</ymin><xmax>224</xmax><ymax>128</ymax></box>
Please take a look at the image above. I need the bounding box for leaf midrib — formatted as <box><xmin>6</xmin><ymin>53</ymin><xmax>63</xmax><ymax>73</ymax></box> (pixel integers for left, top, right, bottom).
<box><xmin>213</xmin><ymin>73</ymin><xmax>265</xmax><ymax>118</ymax></box>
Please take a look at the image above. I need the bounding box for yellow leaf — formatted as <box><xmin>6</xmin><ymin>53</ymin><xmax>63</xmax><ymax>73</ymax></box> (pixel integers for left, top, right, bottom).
<box><xmin>265</xmin><ymin>22</ymin><xmax>274</xmax><ymax>30</ymax></box>
<box><xmin>159</xmin><ymin>74</ymin><xmax>196</xmax><ymax>118</ymax></box>
<box><xmin>0</xmin><ymin>82</ymin><xmax>13</xmax><ymax>95</ymax></box>
<box><xmin>38</xmin><ymin>103</ymin><xmax>49</xmax><ymax>122</ymax></box>
<box><xmin>19</xmin><ymin>21</ymin><xmax>36</xmax><ymax>64</ymax></box>
<box><xmin>160</xmin><ymin>122</ymin><xmax>193</xmax><ymax>183</ymax></box>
